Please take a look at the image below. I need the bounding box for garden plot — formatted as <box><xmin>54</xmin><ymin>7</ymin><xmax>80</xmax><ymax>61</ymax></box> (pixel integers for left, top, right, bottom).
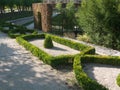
<box><xmin>83</xmin><ymin>63</ymin><xmax>120</xmax><ymax>90</ymax></box>
<box><xmin>29</xmin><ymin>39</ymin><xmax>80</xmax><ymax>56</ymax></box>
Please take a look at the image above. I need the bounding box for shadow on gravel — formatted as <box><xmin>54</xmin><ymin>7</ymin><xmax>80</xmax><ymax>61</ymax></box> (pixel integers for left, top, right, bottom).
<box><xmin>0</xmin><ymin>43</ymin><xmax>15</xmax><ymax>57</ymax></box>
<box><xmin>54</xmin><ymin>64</ymin><xmax>73</xmax><ymax>73</ymax></box>
<box><xmin>52</xmin><ymin>46</ymin><xmax>68</xmax><ymax>51</ymax></box>
<box><xmin>83</xmin><ymin>63</ymin><xmax>120</xmax><ymax>81</ymax></box>
<box><xmin>0</xmin><ymin>43</ymin><xmax>79</xmax><ymax>90</ymax></box>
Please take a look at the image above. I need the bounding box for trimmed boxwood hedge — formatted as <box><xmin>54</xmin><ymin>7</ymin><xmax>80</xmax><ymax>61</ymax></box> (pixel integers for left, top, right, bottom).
<box><xmin>0</xmin><ymin>22</ymin><xmax>36</xmax><ymax>38</ymax></box>
<box><xmin>81</xmin><ymin>55</ymin><xmax>120</xmax><ymax>66</ymax></box>
<box><xmin>73</xmin><ymin>55</ymin><xmax>108</xmax><ymax>90</ymax></box>
<box><xmin>117</xmin><ymin>74</ymin><xmax>120</xmax><ymax>87</ymax></box>
<box><xmin>16</xmin><ymin>34</ymin><xmax>95</xmax><ymax>67</ymax></box>
<box><xmin>47</xmin><ymin>34</ymin><xmax>95</xmax><ymax>54</ymax></box>
<box><xmin>73</xmin><ymin>54</ymin><xmax>120</xmax><ymax>90</ymax></box>
<box><xmin>44</xmin><ymin>35</ymin><xmax>54</xmax><ymax>48</ymax></box>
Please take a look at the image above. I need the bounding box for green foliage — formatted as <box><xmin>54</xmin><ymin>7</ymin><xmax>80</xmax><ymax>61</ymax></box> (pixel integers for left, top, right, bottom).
<box><xmin>0</xmin><ymin>22</ymin><xmax>35</xmax><ymax>38</ymax></box>
<box><xmin>74</xmin><ymin>53</ymin><xmax>120</xmax><ymax>89</ymax></box>
<box><xmin>73</xmin><ymin>55</ymin><xmax>108</xmax><ymax>90</ymax></box>
<box><xmin>81</xmin><ymin>55</ymin><xmax>120</xmax><ymax>66</ymax></box>
<box><xmin>65</xmin><ymin>1</ymin><xmax>77</xmax><ymax>30</ymax></box>
<box><xmin>0</xmin><ymin>11</ymin><xmax>33</xmax><ymax>22</ymax></box>
<box><xmin>77</xmin><ymin>34</ymin><xmax>91</xmax><ymax>43</ymax></box>
<box><xmin>54</xmin><ymin>1</ymin><xmax>77</xmax><ymax>30</ymax></box>
<box><xmin>77</xmin><ymin>0</ymin><xmax>120</xmax><ymax>50</ymax></box>
<box><xmin>44</xmin><ymin>35</ymin><xmax>54</xmax><ymax>48</ymax></box>
<box><xmin>55</xmin><ymin>2</ymin><xmax>62</xmax><ymax>12</ymax></box>
<box><xmin>47</xmin><ymin>34</ymin><xmax>95</xmax><ymax>52</ymax></box>
<box><xmin>16</xmin><ymin>34</ymin><xmax>94</xmax><ymax>67</ymax></box>
<box><xmin>0</xmin><ymin>0</ymin><xmax>42</xmax><ymax>13</ymax></box>
<box><xmin>117</xmin><ymin>74</ymin><xmax>120</xmax><ymax>87</ymax></box>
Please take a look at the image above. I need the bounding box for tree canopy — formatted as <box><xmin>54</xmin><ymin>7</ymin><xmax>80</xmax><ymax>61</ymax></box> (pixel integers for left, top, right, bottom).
<box><xmin>77</xmin><ymin>0</ymin><xmax>120</xmax><ymax>49</ymax></box>
<box><xmin>0</xmin><ymin>0</ymin><xmax>42</xmax><ymax>13</ymax></box>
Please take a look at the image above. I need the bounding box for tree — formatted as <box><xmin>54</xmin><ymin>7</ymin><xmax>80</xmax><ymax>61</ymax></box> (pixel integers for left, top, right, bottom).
<box><xmin>7</xmin><ymin>0</ymin><xmax>15</xmax><ymax>12</ymax></box>
<box><xmin>55</xmin><ymin>1</ymin><xmax>77</xmax><ymax>30</ymax></box>
<box><xmin>0</xmin><ymin>0</ymin><xmax>6</xmax><ymax>13</ymax></box>
<box><xmin>65</xmin><ymin>1</ymin><xmax>77</xmax><ymax>30</ymax></box>
<box><xmin>77</xmin><ymin>0</ymin><xmax>120</xmax><ymax>49</ymax></box>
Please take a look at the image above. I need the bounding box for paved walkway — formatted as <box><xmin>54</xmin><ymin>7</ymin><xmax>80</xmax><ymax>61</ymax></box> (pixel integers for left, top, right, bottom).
<box><xmin>0</xmin><ymin>32</ymin><xmax>80</xmax><ymax>90</ymax></box>
<box><xmin>8</xmin><ymin>16</ymin><xmax>33</xmax><ymax>25</ymax></box>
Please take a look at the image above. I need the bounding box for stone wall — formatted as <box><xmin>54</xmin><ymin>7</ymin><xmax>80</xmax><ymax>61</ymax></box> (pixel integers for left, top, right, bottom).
<box><xmin>32</xmin><ymin>3</ymin><xmax>52</xmax><ymax>32</ymax></box>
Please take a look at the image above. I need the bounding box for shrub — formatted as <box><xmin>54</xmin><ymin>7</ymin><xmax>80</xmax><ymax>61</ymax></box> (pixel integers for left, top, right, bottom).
<box><xmin>0</xmin><ymin>22</ymin><xmax>35</xmax><ymax>38</ymax></box>
<box><xmin>16</xmin><ymin>34</ymin><xmax>94</xmax><ymax>67</ymax></box>
<box><xmin>81</xmin><ymin>55</ymin><xmax>120</xmax><ymax>66</ymax></box>
<box><xmin>44</xmin><ymin>35</ymin><xmax>53</xmax><ymax>48</ymax></box>
<box><xmin>73</xmin><ymin>55</ymin><xmax>107</xmax><ymax>90</ymax></box>
<box><xmin>47</xmin><ymin>34</ymin><xmax>95</xmax><ymax>52</ymax></box>
<box><xmin>16</xmin><ymin>34</ymin><xmax>76</xmax><ymax>67</ymax></box>
<box><xmin>117</xmin><ymin>74</ymin><xmax>120</xmax><ymax>87</ymax></box>
<box><xmin>77</xmin><ymin>0</ymin><xmax>120</xmax><ymax>50</ymax></box>
<box><xmin>77</xmin><ymin>34</ymin><xmax>91</xmax><ymax>43</ymax></box>
<box><xmin>73</xmin><ymin>54</ymin><xmax>120</xmax><ymax>90</ymax></box>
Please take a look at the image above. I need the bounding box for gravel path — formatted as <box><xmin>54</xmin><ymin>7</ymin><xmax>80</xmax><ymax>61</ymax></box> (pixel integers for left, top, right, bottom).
<box><xmin>29</xmin><ymin>39</ymin><xmax>80</xmax><ymax>56</ymax></box>
<box><xmin>7</xmin><ymin>16</ymin><xmax>120</xmax><ymax>90</ymax></box>
<box><xmin>64</xmin><ymin>37</ymin><xmax>120</xmax><ymax>56</ymax></box>
<box><xmin>8</xmin><ymin>16</ymin><xmax>33</xmax><ymax>25</ymax></box>
<box><xmin>83</xmin><ymin>64</ymin><xmax>120</xmax><ymax>90</ymax></box>
<box><xmin>0</xmin><ymin>32</ymin><xmax>80</xmax><ymax>90</ymax></box>
<box><xmin>26</xmin><ymin>23</ymin><xmax>34</xmax><ymax>29</ymax></box>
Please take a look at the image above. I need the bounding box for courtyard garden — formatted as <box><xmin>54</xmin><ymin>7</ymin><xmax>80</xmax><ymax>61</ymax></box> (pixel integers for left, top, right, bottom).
<box><xmin>0</xmin><ymin>0</ymin><xmax>120</xmax><ymax>90</ymax></box>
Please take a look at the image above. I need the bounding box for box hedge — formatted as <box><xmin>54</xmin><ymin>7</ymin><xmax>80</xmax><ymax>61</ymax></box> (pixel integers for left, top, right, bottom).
<box><xmin>16</xmin><ymin>34</ymin><xmax>95</xmax><ymax>67</ymax></box>
<box><xmin>44</xmin><ymin>35</ymin><xmax>54</xmax><ymax>48</ymax></box>
<box><xmin>0</xmin><ymin>22</ymin><xmax>35</xmax><ymax>38</ymax></box>
<box><xmin>81</xmin><ymin>55</ymin><xmax>120</xmax><ymax>66</ymax></box>
<box><xmin>73</xmin><ymin>54</ymin><xmax>120</xmax><ymax>90</ymax></box>
<box><xmin>117</xmin><ymin>74</ymin><xmax>120</xmax><ymax>87</ymax></box>
<box><xmin>73</xmin><ymin>55</ymin><xmax>108</xmax><ymax>90</ymax></box>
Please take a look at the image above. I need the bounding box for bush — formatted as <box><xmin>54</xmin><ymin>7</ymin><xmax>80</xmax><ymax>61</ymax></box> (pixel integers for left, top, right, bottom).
<box><xmin>117</xmin><ymin>74</ymin><xmax>120</xmax><ymax>87</ymax></box>
<box><xmin>44</xmin><ymin>35</ymin><xmax>53</xmax><ymax>48</ymax></box>
<box><xmin>81</xmin><ymin>55</ymin><xmax>120</xmax><ymax>66</ymax></box>
<box><xmin>73</xmin><ymin>54</ymin><xmax>120</xmax><ymax>90</ymax></box>
<box><xmin>0</xmin><ymin>22</ymin><xmax>35</xmax><ymax>38</ymax></box>
<box><xmin>77</xmin><ymin>34</ymin><xmax>91</xmax><ymax>43</ymax></box>
<box><xmin>16</xmin><ymin>34</ymin><xmax>94</xmax><ymax>67</ymax></box>
<box><xmin>47</xmin><ymin>34</ymin><xmax>95</xmax><ymax>53</ymax></box>
<box><xmin>77</xmin><ymin>0</ymin><xmax>120</xmax><ymax>50</ymax></box>
<box><xmin>73</xmin><ymin>55</ymin><xmax>107</xmax><ymax>90</ymax></box>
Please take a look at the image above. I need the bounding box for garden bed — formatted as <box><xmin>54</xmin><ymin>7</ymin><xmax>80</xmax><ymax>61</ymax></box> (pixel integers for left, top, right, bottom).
<box><xmin>74</xmin><ymin>54</ymin><xmax>120</xmax><ymax>90</ymax></box>
<box><xmin>83</xmin><ymin>63</ymin><xmax>120</xmax><ymax>90</ymax></box>
<box><xmin>29</xmin><ymin>39</ymin><xmax>80</xmax><ymax>56</ymax></box>
<box><xmin>16</xmin><ymin>34</ymin><xmax>95</xmax><ymax>67</ymax></box>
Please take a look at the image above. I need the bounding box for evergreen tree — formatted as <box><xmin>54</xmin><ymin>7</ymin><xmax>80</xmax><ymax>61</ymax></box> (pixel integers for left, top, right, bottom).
<box><xmin>77</xmin><ymin>0</ymin><xmax>120</xmax><ymax>49</ymax></box>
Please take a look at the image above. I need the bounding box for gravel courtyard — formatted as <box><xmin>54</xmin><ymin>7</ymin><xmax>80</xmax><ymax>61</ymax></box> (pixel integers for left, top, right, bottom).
<box><xmin>0</xmin><ymin>32</ymin><xmax>80</xmax><ymax>90</ymax></box>
<box><xmin>1</xmin><ymin>16</ymin><xmax>120</xmax><ymax>90</ymax></box>
<box><xmin>29</xmin><ymin>39</ymin><xmax>80</xmax><ymax>56</ymax></box>
<box><xmin>83</xmin><ymin>64</ymin><xmax>120</xmax><ymax>90</ymax></box>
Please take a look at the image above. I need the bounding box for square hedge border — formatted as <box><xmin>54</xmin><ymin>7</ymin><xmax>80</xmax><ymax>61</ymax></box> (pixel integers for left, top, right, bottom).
<box><xmin>0</xmin><ymin>22</ymin><xmax>35</xmax><ymax>38</ymax></box>
<box><xmin>16</xmin><ymin>33</ymin><xmax>95</xmax><ymax>67</ymax></box>
<box><xmin>73</xmin><ymin>54</ymin><xmax>120</xmax><ymax>90</ymax></box>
